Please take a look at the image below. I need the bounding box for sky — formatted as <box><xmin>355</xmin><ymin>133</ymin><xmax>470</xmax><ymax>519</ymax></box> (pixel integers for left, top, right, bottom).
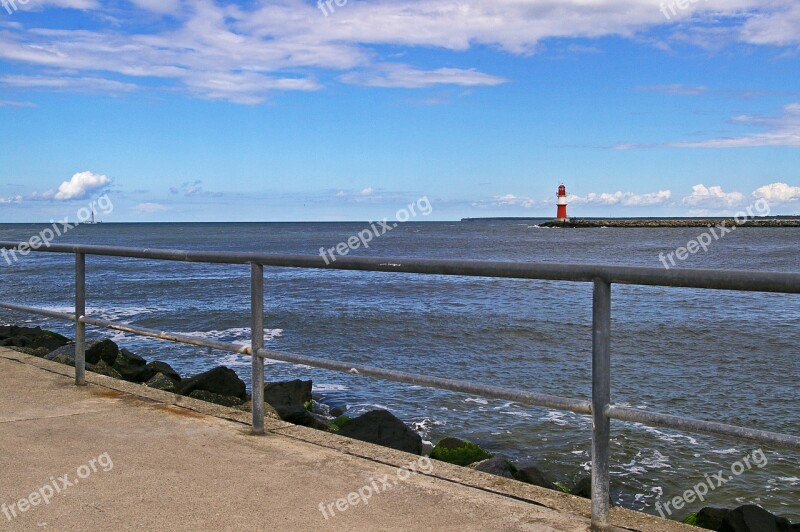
<box><xmin>0</xmin><ymin>0</ymin><xmax>799</xmax><ymax>222</ymax></box>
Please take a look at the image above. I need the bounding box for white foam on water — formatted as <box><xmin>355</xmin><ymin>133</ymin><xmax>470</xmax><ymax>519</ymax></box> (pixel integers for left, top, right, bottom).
<box><xmin>542</xmin><ymin>410</ymin><xmax>572</xmax><ymax>426</ymax></box>
<box><xmin>43</xmin><ymin>305</ymin><xmax>161</xmax><ymax>322</ymax></box>
<box><xmin>183</xmin><ymin>327</ymin><xmax>283</xmax><ymax>345</ymax></box>
<box><xmin>216</xmin><ymin>353</ymin><xmax>259</xmax><ymax>368</ymax></box>
<box><xmin>464</xmin><ymin>397</ymin><xmax>488</xmax><ymax>405</ymax></box>
<box><xmin>501</xmin><ymin>410</ymin><xmax>532</xmax><ymax>418</ymax></box>
<box><xmin>620</xmin><ymin>450</ymin><xmax>672</xmax><ymax>476</ymax></box>
<box><xmin>711</xmin><ymin>448</ymin><xmax>740</xmax><ymax>455</ymax></box>
<box><xmin>313</xmin><ymin>383</ymin><xmax>349</xmax><ymax>392</ymax></box>
<box><xmin>635</xmin><ymin>423</ymin><xmax>699</xmax><ymax>445</ymax></box>
<box><xmin>638</xmin><ymin>450</ymin><xmax>671</xmax><ymax>470</ymax></box>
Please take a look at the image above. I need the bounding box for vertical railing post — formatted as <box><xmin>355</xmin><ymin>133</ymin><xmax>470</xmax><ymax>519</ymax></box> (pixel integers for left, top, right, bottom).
<box><xmin>75</xmin><ymin>253</ymin><xmax>86</xmax><ymax>386</ymax></box>
<box><xmin>251</xmin><ymin>263</ymin><xmax>265</xmax><ymax>434</ymax></box>
<box><xmin>591</xmin><ymin>279</ymin><xmax>611</xmax><ymax>530</ymax></box>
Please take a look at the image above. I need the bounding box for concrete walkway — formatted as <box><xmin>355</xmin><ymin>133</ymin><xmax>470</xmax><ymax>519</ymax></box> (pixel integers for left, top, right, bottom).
<box><xmin>0</xmin><ymin>348</ymin><xmax>694</xmax><ymax>531</ymax></box>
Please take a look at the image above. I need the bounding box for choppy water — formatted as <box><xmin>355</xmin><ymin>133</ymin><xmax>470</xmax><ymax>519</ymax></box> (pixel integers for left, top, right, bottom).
<box><xmin>0</xmin><ymin>221</ymin><xmax>798</xmax><ymax>521</ymax></box>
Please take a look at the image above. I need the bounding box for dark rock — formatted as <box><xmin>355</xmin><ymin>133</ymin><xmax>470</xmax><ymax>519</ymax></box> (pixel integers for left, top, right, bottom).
<box><xmin>283</xmin><ymin>410</ymin><xmax>332</xmax><ymax>431</ymax></box>
<box><xmin>329</xmin><ymin>415</ymin><xmax>352</xmax><ymax>432</ymax></box>
<box><xmin>91</xmin><ymin>360</ymin><xmax>122</xmax><ymax>380</ymax></box>
<box><xmin>470</xmin><ymin>456</ymin><xmax>516</xmax><ymax>479</ymax></box>
<box><xmin>329</xmin><ymin>404</ymin><xmax>348</xmax><ymax>417</ymax></box>
<box><xmin>337</xmin><ymin>409</ymin><xmax>423</xmax><ymax>454</ymax></box>
<box><xmin>51</xmin><ymin>354</ymin><xmax>77</xmax><ymax>366</ymax></box>
<box><xmin>188</xmin><ymin>390</ymin><xmax>244</xmax><ymax>407</ymax></box>
<box><xmin>240</xmin><ymin>400</ymin><xmax>282</xmax><ymax>417</ymax></box>
<box><xmin>514</xmin><ymin>464</ymin><xmax>556</xmax><ymax>490</ymax></box>
<box><xmin>45</xmin><ymin>344</ymin><xmax>77</xmax><ymax>366</ymax></box>
<box><xmin>263</xmin><ymin>380</ymin><xmax>312</xmax><ymax>420</ymax></box>
<box><xmin>5</xmin><ymin>346</ymin><xmax>47</xmax><ymax>357</ymax></box>
<box><xmin>572</xmin><ymin>476</ymin><xmax>592</xmax><ymax>499</ymax></box>
<box><xmin>147</xmin><ymin>361</ymin><xmax>181</xmax><ymax>383</ymax></box>
<box><xmin>112</xmin><ymin>348</ymin><xmax>153</xmax><ymax>383</ymax></box>
<box><xmin>697</xmin><ymin>507</ymin><xmax>730</xmax><ymax>530</ymax></box>
<box><xmin>570</xmin><ymin>475</ymin><xmax>614</xmax><ymax>503</ymax></box>
<box><xmin>429</xmin><ymin>437</ymin><xmax>493</xmax><ymax>466</ymax></box>
<box><xmin>0</xmin><ymin>326</ymin><xmax>70</xmax><ymax>351</ymax></box>
<box><xmin>720</xmin><ymin>505</ymin><xmax>792</xmax><ymax>532</ymax></box>
<box><xmin>86</xmin><ymin>339</ymin><xmax>119</xmax><ymax>365</ymax></box>
<box><xmin>146</xmin><ymin>373</ymin><xmax>178</xmax><ymax>392</ymax></box>
<box><xmin>177</xmin><ymin>366</ymin><xmax>247</xmax><ymax>400</ymax></box>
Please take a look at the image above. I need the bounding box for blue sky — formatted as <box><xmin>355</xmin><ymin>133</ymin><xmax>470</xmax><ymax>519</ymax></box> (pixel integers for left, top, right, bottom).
<box><xmin>0</xmin><ymin>0</ymin><xmax>799</xmax><ymax>222</ymax></box>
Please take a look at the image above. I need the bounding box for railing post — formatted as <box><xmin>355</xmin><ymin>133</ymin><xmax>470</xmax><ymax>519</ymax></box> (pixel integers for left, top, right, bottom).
<box><xmin>591</xmin><ymin>279</ymin><xmax>611</xmax><ymax>530</ymax></box>
<box><xmin>75</xmin><ymin>253</ymin><xmax>86</xmax><ymax>386</ymax></box>
<box><xmin>251</xmin><ymin>263</ymin><xmax>265</xmax><ymax>435</ymax></box>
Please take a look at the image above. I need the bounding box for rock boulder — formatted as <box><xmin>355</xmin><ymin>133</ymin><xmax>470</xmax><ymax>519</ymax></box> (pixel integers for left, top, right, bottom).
<box><xmin>86</xmin><ymin>339</ymin><xmax>119</xmax><ymax>365</ymax></box>
<box><xmin>112</xmin><ymin>348</ymin><xmax>153</xmax><ymax>382</ymax></box>
<box><xmin>0</xmin><ymin>326</ymin><xmax>70</xmax><ymax>351</ymax></box>
<box><xmin>147</xmin><ymin>361</ymin><xmax>181</xmax><ymax>383</ymax></box>
<box><xmin>514</xmin><ymin>464</ymin><xmax>557</xmax><ymax>490</ymax></box>
<box><xmin>177</xmin><ymin>366</ymin><xmax>247</xmax><ymax>400</ymax></box>
<box><xmin>470</xmin><ymin>456</ymin><xmax>516</xmax><ymax>479</ymax></box>
<box><xmin>337</xmin><ymin>409</ymin><xmax>422</xmax><ymax>455</ymax></box>
<box><xmin>188</xmin><ymin>390</ymin><xmax>244</xmax><ymax>408</ymax></box>
<box><xmin>263</xmin><ymin>380</ymin><xmax>312</xmax><ymax>420</ymax></box>
<box><xmin>146</xmin><ymin>373</ymin><xmax>178</xmax><ymax>393</ymax></box>
<box><xmin>429</xmin><ymin>437</ymin><xmax>492</xmax><ymax>466</ymax></box>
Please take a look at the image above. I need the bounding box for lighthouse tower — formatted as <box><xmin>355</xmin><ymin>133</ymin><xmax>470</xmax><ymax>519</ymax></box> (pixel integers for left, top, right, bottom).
<box><xmin>556</xmin><ymin>184</ymin><xmax>569</xmax><ymax>221</ymax></box>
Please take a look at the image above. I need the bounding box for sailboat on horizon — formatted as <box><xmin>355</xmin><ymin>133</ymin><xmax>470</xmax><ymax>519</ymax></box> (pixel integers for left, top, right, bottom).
<box><xmin>81</xmin><ymin>206</ymin><xmax>100</xmax><ymax>225</ymax></box>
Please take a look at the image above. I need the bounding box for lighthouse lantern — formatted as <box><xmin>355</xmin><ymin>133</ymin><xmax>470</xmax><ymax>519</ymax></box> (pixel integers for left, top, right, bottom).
<box><xmin>556</xmin><ymin>184</ymin><xmax>569</xmax><ymax>221</ymax></box>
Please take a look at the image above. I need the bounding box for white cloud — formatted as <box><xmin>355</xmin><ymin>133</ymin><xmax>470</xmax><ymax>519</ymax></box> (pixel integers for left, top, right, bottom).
<box><xmin>617</xmin><ymin>103</ymin><xmax>800</xmax><ymax>149</ymax></box>
<box><xmin>1</xmin><ymin>1</ymin><xmax>798</xmax><ymax>104</ymax></box>
<box><xmin>17</xmin><ymin>0</ymin><xmax>100</xmax><ymax>11</ymax></box>
<box><xmin>485</xmin><ymin>194</ymin><xmax>542</xmax><ymax>208</ymax></box>
<box><xmin>129</xmin><ymin>0</ymin><xmax>182</xmax><ymax>15</ymax></box>
<box><xmin>570</xmin><ymin>190</ymin><xmax>672</xmax><ymax>206</ymax></box>
<box><xmin>682</xmin><ymin>184</ymin><xmax>744</xmax><ymax>207</ymax></box>
<box><xmin>0</xmin><ymin>75</ymin><xmax>137</xmax><ymax>94</ymax></box>
<box><xmin>53</xmin><ymin>171</ymin><xmax>111</xmax><ymax>200</ymax></box>
<box><xmin>339</xmin><ymin>65</ymin><xmax>508</xmax><ymax>89</ymax></box>
<box><xmin>133</xmin><ymin>202</ymin><xmax>168</xmax><ymax>214</ymax></box>
<box><xmin>170</xmin><ymin>180</ymin><xmax>204</xmax><ymax>197</ymax></box>
<box><xmin>671</xmin><ymin>103</ymin><xmax>800</xmax><ymax>148</ymax></box>
<box><xmin>0</xmin><ymin>195</ymin><xmax>22</xmax><ymax>204</ymax></box>
<box><xmin>636</xmin><ymin>84</ymin><xmax>709</xmax><ymax>96</ymax></box>
<box><xmin>360</xmin><ymin>187</ymin><xmax>374</xmax><ymax>196</ymax></box>
<box><xmin>752</xmin><ymin>182</ymin><xmax>800</xmax><ymax>203</ymax></box>
<box><xmin>478</xmin><ymin>189</ymin><xmax>672</xmax><ymax>209</ymax></box>
<box><xmin>0</xmin><ymin>99</ymin><xmax>35</xmax><ymax>107</ymax></box>
<box><xmin>739</xmin><ymin>4</ymin><xmax>800</xmax><ymax>46</ymax></box>
<box><xmin>27</xmin><ymin>190</ymin><xmax>55</xmax><ymax>201</ymax></box>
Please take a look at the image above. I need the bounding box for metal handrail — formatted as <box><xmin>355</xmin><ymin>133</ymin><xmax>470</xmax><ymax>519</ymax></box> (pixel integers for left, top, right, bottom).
<box><xmin>1</xmin><ymin>241</ymin><xmax>799</xmax><ymax>530</ymax></box>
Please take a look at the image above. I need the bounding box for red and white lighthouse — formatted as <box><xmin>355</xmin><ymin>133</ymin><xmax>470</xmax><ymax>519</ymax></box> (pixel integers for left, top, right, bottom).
<box><xmin>556</xmin><ymin>184</ymin><xmax>569</xmax><ymax>220</ymax></box>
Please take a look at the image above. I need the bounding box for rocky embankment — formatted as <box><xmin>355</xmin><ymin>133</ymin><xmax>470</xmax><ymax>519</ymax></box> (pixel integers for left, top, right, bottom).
<box><xmin>540</xmin><ymin>218</ymin><xmax>800</xmax><ymax>228</ymax></box>
<box><xmin>1</xmin><ymin>324</ymin><xmax>796</xmax><ymax>531</ymax></box>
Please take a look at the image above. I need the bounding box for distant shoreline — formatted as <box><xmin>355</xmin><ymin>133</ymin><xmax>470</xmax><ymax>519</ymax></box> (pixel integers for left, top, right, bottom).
<box><xmin>536</xmin><ymin>218</ymin><xmax>800</xmax><ymax>228</ymax></box>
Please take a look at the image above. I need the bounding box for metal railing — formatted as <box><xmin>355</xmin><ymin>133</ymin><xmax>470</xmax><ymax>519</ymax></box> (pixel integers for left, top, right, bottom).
<box><xmin>1</xmin><ymin>241</ymin><xmax>799</xmax><ymax>530</ymax></box>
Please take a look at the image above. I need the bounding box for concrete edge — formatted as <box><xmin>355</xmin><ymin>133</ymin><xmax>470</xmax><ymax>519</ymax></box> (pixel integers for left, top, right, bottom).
<box><xmin>0</xmin><ymin>348</ymin><xmax>700</xmax><ymax>532</ymax></box>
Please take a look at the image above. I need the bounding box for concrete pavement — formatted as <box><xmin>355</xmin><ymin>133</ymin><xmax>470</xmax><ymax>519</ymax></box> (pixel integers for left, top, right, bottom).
<box><xmin>0</xmin><ymin>348</ymin><xmax>695</xmax><ymax>531</ymax></box>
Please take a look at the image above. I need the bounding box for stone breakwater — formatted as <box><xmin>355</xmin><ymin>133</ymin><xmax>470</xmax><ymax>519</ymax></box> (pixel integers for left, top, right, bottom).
<box><xmin>1</xmin><ymin>324</ymin><xmax>798</xmax><ymax>532</ymax></box>
<box><xmin>539</xmin><ymin>218</ymin><xmax>800</xmax><ymax>228</ymax></box>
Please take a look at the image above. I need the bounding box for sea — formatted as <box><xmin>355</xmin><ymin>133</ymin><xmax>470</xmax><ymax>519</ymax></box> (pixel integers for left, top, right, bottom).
<box><xmin>0</xmin><ymin>221</ymin><xmax>798</xmax><ymax>521</ymax></box>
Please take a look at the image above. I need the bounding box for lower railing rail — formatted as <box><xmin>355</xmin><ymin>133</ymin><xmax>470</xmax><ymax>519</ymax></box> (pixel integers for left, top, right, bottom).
<box><xmin>1</xmin><ymin>241</ymin><xmax>799</xmax><ymax>530</ymax></box>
